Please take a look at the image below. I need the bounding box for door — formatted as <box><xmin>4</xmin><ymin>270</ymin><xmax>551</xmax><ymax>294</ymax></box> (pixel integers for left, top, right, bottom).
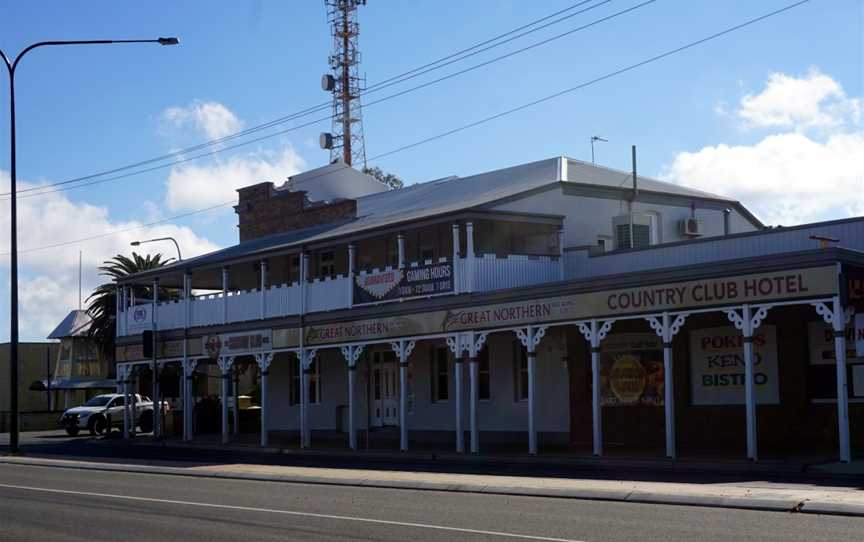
<box><xmin>372</xmin><ymin>351</ymin><xmax>399</xmax><ymax>427</ymax></box>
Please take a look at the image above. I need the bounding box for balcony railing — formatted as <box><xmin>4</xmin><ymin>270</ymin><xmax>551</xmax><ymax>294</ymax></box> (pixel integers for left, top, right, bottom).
<box><xmin>119</xmin><ymin>253</ymin><xmax>565</xmax><ymax>336</ymax></box>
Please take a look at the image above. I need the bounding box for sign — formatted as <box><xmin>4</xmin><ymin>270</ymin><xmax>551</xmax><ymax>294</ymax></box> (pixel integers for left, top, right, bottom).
<box><xmin>354</xmin><ymin>262</ymin><xmax>453</xmax><ymax>304</ymax></box>
<box><xmin>689</xmin><ymin>326</ymin><xmax>779</xmax><ymax>405</ymax></box>
<box><xmin>807</xmin><ymin>321</ymin><xmax>859</xmax><ymax>365</ymax></box>
<box><xmin>306</xmin><ymin>266</ymin><xmax>836</xmax><ymax>346</ymax></box>
<box><xmin>599</xmin><ymin>333</ymin><xmax>663</xmax><ymax>406</ymax></box>
<box><xmin>841</xmin><ymin>268</ymin><xmax>864</xmax><ymax>310</ymax></box>
<box><xmin>203</xmin><ymin>330</ymin><xmax>272</xmax><ymax>358</ymax></box>
<box><xmin>115</xmin><ymin>338</ymin><xmax>201</xmax><ymax>362</ymax></box>
<box><xmin>126</xmin><ymin>304</ymin><xmax>153</xmax><ymax>333</ymax></box>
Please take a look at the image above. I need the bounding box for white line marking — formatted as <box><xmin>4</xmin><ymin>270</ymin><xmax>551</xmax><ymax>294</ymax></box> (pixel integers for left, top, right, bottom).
<box><xmin>0</xmin><ymin>482</ymin><xmax>584</xmax><ymax>541</ymax></box>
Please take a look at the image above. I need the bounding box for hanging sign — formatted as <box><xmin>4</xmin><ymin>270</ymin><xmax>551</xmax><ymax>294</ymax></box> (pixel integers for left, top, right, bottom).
<box><xmin>841</xmin><ymin>268</ymin><xmax>864</xmax><ymax>310</ymax></box>
<box><xmin>689</xmin><ymin>326</ymin><xmax>779</xmax><ymax>405</ymax></box>
<box><xmin>354</xmin><ymin>262</ymin><xmax>453</xmax><ymax>304</ymax></box>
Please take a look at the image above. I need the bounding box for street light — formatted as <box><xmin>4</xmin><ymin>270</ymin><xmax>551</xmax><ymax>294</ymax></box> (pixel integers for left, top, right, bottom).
<box><xmin>131</xmin><ymin>237</ymin><xmax>182</xmax><ymax>261</ymax></box>
<box><xmin>1</xmin><ymin>37</ymin><xmax>179</xmax><ymax>455</ymax></box>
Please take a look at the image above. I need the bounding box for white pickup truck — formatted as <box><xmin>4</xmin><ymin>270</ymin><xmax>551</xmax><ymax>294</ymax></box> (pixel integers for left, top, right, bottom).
<box><xmin>59</xmin><ymin>393</ymin><xmax>159</xmax><ymax>436</ymax></box>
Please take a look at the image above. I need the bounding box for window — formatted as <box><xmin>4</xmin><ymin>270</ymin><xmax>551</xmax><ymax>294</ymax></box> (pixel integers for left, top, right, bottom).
<box><xmin>319</xmin><ymin>251</ymin><xmax>335</xmax><ymax>277</ymax></box>
<box><xmin>597</xmin><ymin>238</ymin><xmax>608</xmax><ymax>252</ymax></box>
<box><xmin>431</xmin><ymin>347</ymin><xmax>450</xmax><ymax>402</ymax></box>
<box><xmin>290</xmin><ymin>357</ymin><xmax>300</xmax><ymax>405</ymax></box>
<box><xmin>513</xmin><ymin>342</ymin><xmax>528</xmax><ymax>401</ymax></box>
<box><xmin>478</xmin><ymin>348</ymin><xmax>491</xmax><ymax>400</ymax></box>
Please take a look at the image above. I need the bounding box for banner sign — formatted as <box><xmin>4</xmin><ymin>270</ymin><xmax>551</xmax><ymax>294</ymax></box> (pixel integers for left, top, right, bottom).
<box><xmin>307</xmin><ymin>266</ymin><xmax>836</xmax><ymax>346</ymax></box>
<box><xmin>599</xmin><ymin>333</ymin><xmax>664</xmax><ymax>406</ymax></box>
<box><xmin>126</xmin><ymin>304</ymin><xmax>153</xmax><ymax>334</ymax></box>
<box><xmin>807</xmin><ymin>321</ymin><xmax>859</xmax><ymax>365</ymax></box>
<box><xmin>203</xmin><ymin>330</ymin><xmax>272</xmax><ymax>359</ymax></box>
<box><xmin>689</xmin><ymin>326</ymin><xmax>779</xmax><ymax>405</ymax></box>
<box><xmin>354</xmin><ymin>262</ymin><xmax>453</xmax><ymax>304</ymax></box>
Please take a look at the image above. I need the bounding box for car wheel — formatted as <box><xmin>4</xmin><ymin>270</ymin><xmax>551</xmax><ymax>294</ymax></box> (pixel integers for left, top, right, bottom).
<box><xmin>89</xmin><ymin>416</ymin><xmax>107</xmax><ymax>436</ymax></box>
<box><xmin>65</xmin><ymin>427</ymin><xmax>80</xmax><ymax>437</ymax></box>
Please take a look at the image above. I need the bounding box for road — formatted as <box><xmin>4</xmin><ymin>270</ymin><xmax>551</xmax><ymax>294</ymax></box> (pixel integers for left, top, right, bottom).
<box><xmin>0</xmin><ymin>462</ymin><xmax>861</xmax><ymax>542</ymax></box>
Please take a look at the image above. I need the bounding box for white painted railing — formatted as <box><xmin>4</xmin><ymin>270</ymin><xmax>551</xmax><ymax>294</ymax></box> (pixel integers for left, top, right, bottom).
<box><xmin>264</xmin><ymin>282</ymin><xmax>301</xmax><ymax>318</ymax></box>
<box><xmin>124</xmin><ymin>254</ymin><xmax>566</xmax><ymax>336</ymax></box>
<box><xmin>470</xmin><ymin>254</ymin><xmax>561</xmax><ymax>292</ymax></box>
<box><xmin>307</xmin><ymin>274</ymin><xmax>352</xmax><ymax>312</ymax></box>
<box><xmin>191</xmin><ymin>294</ymin><xmax>222</xmax><ymax>327</ymax></box>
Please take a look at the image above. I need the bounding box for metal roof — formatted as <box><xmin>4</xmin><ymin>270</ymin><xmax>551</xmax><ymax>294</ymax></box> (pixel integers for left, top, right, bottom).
<box><xmin>47</xmin><ymin>310</ymin><xmax>93</xmax><ymax>340</ymax></box>
<box><xmin>122</xmin><ymin>157</ymin><xmax>752</xmax><ymax>282</ymax></box>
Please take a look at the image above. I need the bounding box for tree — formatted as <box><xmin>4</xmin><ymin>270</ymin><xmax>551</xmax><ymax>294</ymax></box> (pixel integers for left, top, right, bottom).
<box><xmin>86</xmin><ymin>252</ymin><xmax>173</xmax><ymax>359</ymax></box>
<box><xmin>362</xmin><ymin>166</ymin><xmax>404</xmax><ymax>189</ymax></box>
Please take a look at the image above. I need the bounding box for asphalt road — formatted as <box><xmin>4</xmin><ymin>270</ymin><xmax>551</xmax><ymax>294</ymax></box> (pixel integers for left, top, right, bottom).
<box><xmin>0</xmin><ymin>462</ymin><xmax>861</xmax><ymax>542</ymax></box>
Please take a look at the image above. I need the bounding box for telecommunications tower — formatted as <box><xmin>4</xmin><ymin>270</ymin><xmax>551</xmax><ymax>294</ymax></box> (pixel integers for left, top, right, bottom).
<box><xmin>320</xmin><ymin>0</ymin><xmax>367</xmax><ymax>168</ymax></box>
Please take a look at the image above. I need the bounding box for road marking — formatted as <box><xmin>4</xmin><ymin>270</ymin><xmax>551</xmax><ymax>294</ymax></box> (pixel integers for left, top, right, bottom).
<box><xmin>0</xmin><ymin>482</ymin><xmax>584</xmax><ymax>541</ymax></box>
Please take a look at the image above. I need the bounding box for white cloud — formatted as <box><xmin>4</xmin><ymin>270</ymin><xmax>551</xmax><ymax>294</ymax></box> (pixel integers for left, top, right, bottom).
<box><xmin>737</xmin><ymin>69</ymin><xmax>861</xmax><ymax>131</ymax></box>
<box><xmin>664</xmin><ymin>70</ymin><xmax>863</xmax><ymax>226</ymax></box>
<box><xmin>161</xmin><ymin>100</ymin><xmax>244</xmax><ymax>140</ymax></box>
<box><xmin>664</xmin><ymin>132</ymin><xmax>864</xmax><ymax>226</ymax></box>
<box><xmin>0</xmin><ymin>173</ymin><xmax>220</xmax><ymax>340</ymax></box>
<box><xmin>165</xmin><ymin>146</ymin><xmax>306</xmax><ymax>211</ymax></box>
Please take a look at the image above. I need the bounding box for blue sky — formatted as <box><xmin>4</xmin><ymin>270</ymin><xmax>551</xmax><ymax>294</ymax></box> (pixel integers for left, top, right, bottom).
<box><xmin>1</xmin><ymin>0</ymin><xmax>862</xmax><ymax>340</ymax></box>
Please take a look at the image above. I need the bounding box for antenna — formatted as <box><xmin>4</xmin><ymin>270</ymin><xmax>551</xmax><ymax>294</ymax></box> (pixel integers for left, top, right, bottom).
<box><xmin>590</xmin><ymin>136</ymin><xmax>607</xmax><ymax>165</ymax></box>
<box><xmin>320</xmin><ymin>0</ymin><xmax>368</xmax><ymax>169</ymax></box>
<box><xmin>78</xmin><ymin>250</ymin><xmax>82</xmax><ymax>310</ymax></box>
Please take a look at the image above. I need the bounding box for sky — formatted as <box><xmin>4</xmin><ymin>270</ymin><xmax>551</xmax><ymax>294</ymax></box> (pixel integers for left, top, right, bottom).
<box><xmin>0</xmin><ymin>0</ymin><xmax>862</xmax><ymax>341</ymax></box>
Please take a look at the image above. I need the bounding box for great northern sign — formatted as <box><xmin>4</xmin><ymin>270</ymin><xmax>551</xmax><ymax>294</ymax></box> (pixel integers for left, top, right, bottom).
<box><xmin>304</xmin><ymin>266</ymin><xmax>837</xmax><ymax>346</ymax></box>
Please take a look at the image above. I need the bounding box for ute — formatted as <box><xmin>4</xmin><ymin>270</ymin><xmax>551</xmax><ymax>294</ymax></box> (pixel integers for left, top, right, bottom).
<box><xmin>59</xmin><ymin>393</ymin><xmax>161</xmax><ymax>436</ymax></box>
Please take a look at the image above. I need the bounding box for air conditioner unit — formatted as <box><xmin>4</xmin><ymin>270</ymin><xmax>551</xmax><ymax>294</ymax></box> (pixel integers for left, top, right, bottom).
<box><xmin>679</xmin><ymin>218</ymin><xmax>704</xmax><ymax>237</ymax></box>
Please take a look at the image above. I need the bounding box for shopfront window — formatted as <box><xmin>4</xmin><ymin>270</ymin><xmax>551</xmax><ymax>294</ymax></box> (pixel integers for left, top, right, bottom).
<box><xmin>431</xmin><ymin>347</ymin><xmax>449</xmax><ymax>402</ymax></box>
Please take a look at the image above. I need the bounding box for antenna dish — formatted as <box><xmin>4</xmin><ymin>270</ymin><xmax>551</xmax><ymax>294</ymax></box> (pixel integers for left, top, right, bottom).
<box><xmin>319</xmin><ymin>132</ymin><xmax>334</xmax><ymax>150</ymax></box>
<box><xmin>321</xmin><ymin>74</ymin><xmax>336</xmax><ymax>91</ymax></box>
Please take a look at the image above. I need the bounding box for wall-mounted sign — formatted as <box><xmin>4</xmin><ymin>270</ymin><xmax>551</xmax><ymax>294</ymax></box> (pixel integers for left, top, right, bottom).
<box><xmin>307</xmin><ymin>266</ymin><xmax>836</xmax><ymax>346</ymax></box>
<box><xmin>126</xmin><ymin>304</ymin><xmax>153</xmax><ymax>333</ymax></box>
<box><xmin>807</xmin><ymin>321</ymin><xmax>859</xmax><ymax>365</ymax></box>
<box><xmin>354</xmin><ymin>262</ymin><xmax>453</xmax><ymax>304</ymax></box>
<box><xmin>203</xmin><ymin>330</ymin><xmax>272</xmax><ymax>359</ymax></box>
<box><xmin>857</xmin><ymin>313</ymin><xmax>864</xmax><ymax>358</ymax></box>
<box><xmin>599</xmin><ymin>333</ymin><xmax>663</xmax><ymax>406</ymax></box>
<box><xmin>689</xmin><ymin>326</ymin><xmax>779</xmax><ymax>405</ymax></box>
<box><xmin>841</xmin><ymin>268</ymin><xmax>864</xmax><ymax>310</ymax></box>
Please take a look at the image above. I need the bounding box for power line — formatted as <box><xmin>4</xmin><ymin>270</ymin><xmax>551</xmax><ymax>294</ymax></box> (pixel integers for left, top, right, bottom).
<box><xmin>4</xmin><ymin>0</ymin><xmax>810</xmax><ymax>257</ymax></box>
<box><xmin>2</xmin><ymin>0</ymin><xmax>621</xmax><ymax>199</ymax></box>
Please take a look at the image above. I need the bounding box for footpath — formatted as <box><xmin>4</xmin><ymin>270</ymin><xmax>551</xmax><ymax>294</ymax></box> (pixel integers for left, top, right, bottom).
<box><xmin>1</xmin><ymin>438</ymin><xmax>862</xmax><ymax>518</ymax></box>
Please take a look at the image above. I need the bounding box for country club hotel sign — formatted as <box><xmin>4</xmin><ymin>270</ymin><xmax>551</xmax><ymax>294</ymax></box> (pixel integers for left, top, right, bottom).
<box><xmin>304</xmin><ymin>266</ymin><xmax>837</xmax><ymax>346</ymax></box>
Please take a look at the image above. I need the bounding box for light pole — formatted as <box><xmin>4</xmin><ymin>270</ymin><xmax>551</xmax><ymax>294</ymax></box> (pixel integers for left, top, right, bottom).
<box><xmin>1</xmin><ymin>37</ymin><xmax>179</xmax><ymax>454</ymax></box>
<box><xmin>131</xmin><ymin>237</ymin><xmax>182</xmax><ymax>261</ymax></box>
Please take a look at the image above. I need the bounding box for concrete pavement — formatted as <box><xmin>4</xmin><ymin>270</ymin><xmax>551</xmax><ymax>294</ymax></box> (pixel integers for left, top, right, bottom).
<box><xmin>2</xmin><ymin>454</ymin><xmax>863</xmax><ymax>518</ymax></box>
<box><xmin>1</xmin><ymin>462</ymin><xmax>862</xmax><ymax>541</ymax></box>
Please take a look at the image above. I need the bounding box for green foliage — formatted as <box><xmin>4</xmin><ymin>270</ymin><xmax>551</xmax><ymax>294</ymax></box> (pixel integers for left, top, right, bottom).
<box><xmin>86</xmin><ymin>252</ymin><xmax>173</xmax><ymax>360</ymax></box>
<box><xmin>362</xmin><ymin>166</ymin><xmax>404</xmax><ymax>189</ymax></box>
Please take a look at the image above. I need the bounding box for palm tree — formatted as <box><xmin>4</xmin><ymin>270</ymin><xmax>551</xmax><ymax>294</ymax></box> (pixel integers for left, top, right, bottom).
<box><xmin>87</xmin><ymin>252</ymin><xmax>174</xmax><ymax>359</ymax></box>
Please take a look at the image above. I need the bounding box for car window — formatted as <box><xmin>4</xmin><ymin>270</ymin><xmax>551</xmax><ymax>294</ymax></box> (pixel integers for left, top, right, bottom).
<box><xmin>110</xmin><ymin>397</ymin><xmax>125</xmax><ymax>407</ymax></box>
<box><xmin>83</xmin><ymin>395</ymin><xmax>113</xmax><ymax>407</ymax></box>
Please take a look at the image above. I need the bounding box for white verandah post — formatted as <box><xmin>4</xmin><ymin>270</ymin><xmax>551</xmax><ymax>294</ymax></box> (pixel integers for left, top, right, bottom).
<box><xmin>813</xmin><ymin>296</ymin><xmax>854</xmax><ymax>463</ymax></box>
<box><xmin>577</xmin><ymin>319</ymin><xmax>615</xmax><ymax>457</ymax></box>
<box><xmin>467</xmin><ymin>333</ymin><xmax>487</xmax><ymax>454</ymax></box>
<box><xmin>390</xmin><ymin>340</ymin><xmax>416</xmax><ymax>452</ymax></box>
<box><xmin>217</xmin><ymin>356</ymin><xmax>235</xmax><ymax>445</ymax></box>
<box><xmin>340</xmin><ymin>344</ymin><xmax>365</xmax><ymax>451</ymax></box>
<box><xmin>646</xmin><ymin>312</ymin><xmax>687</xmax><ymax>459</ymax></box>
<box><xmin>515</xmin><ymin>326</ymin><xmax>548</xmax><ymax>455</ymax></box>
<box><xmin>452</xmin><ymin>224</ymin><xmax>461</xmax><ymax>294</ymax></box>
<box><xmin>256</xmin><ymin>352</ymin><xmax>274</xmax><ymax>447</ymax></box>
<box><xmin>446</xmin><ymin>334</ymin><xmax>465</xmax><ymax>453</ymax></box>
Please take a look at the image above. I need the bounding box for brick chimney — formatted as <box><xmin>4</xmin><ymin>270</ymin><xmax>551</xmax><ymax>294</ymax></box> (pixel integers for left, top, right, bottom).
<box><xmin>235</xmin><ymin>182</ymin><xmax>356</xmax><ymax>242</ymax></box>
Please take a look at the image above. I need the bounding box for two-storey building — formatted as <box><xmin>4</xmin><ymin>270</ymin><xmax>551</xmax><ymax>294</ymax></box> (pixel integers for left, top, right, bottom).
<box><xmin>114</xmin><ymin>157</ymin><xmax>864</xmax><ymax>463</ymax></box>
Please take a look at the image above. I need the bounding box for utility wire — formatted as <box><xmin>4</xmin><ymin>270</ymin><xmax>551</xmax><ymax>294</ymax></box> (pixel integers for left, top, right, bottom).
<box><xmin>2</xmin><ymin>0</ymin><xmax>619</xmax><ymax>198</ymax></box>
<box><xmin>3</xmin><ymin>0</ymin><xmax>810</xmax><ymax>256</ymax></box>
<box><xmin>5</xmin><ymin>0</ymin><xmax>647</xmax><ymax>201</ymax></box>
